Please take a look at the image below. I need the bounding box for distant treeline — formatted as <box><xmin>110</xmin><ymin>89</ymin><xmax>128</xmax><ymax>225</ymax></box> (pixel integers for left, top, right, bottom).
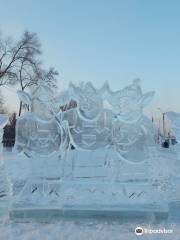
<box><xmin>2</xmin><ymin>113</ymin><xmax>16</xmax><ymax>148</ymax></box>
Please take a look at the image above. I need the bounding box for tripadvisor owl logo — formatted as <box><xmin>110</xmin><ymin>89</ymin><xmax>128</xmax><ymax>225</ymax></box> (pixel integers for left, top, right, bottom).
<box><xmin>135</xmin><ymin>227</ymin><xmax>143</xmax><ymax>236</ymax></box>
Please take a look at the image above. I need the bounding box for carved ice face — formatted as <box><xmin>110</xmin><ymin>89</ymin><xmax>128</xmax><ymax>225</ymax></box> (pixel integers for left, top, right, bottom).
<box><xmin>102</xmin><ymin>80</ymin><xmax>155</xmax><ymax>123</ymax></box>
<box><xmin>31</xmin><ymin>98</ymin><xmax>53</xmax><ymax>120</ymax></box>
<box><xmin>114</xmin><ymin>96</ymin><xmax>141</xmax><ymax>120</ymax></box>
<box><xmin>17</xmin><ymin>85</ymin><xmax>60</xmax><ymax>120</ymax></box>
<box><xmin>69</xmin><ymin>82</ymin><xmax>103</xmax><ymax>120</ymax></box>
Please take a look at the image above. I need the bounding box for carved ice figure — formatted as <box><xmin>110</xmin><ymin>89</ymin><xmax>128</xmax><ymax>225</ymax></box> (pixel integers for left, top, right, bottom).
<box><xmin>62</xmin><ymin>82</ymin><xmax>114</xmax><ymax>180</ymax></box>
<box><xmin>63</xmin><ymin>82</ymin><xmax>112</xmax><ymax>150</ymax></box>
<box><xmin>15</xmin><ymin>84</ymin><xmax>69</xmax><ymax>179</ymax></box>
<box><xmin>11</xmin><ymin>80</ymin><xmax>164</xmax><ymax>218</ymax></box>
<box><xmin>102</xmin><ymin>79</ymin><xmax>155</xmax><ymax>163</ymax></box>
<box><xmin>100</xmin><ymin>80</ymin><xmax>156</xmax><ymax>183</ymax></box>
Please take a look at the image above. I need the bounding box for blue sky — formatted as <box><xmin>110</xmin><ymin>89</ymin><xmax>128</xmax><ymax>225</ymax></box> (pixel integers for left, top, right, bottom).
<box><xmin>0</xmin><ymin>0</ymin><xmax>180</xmax><ymax>115</ymax></box>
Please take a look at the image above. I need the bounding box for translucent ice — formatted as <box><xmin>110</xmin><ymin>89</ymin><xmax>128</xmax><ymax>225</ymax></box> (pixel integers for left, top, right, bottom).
<box><xmin>15</xmin><ymin>84</ymin><xmax>69</xmax><ymax>179</ymax></box>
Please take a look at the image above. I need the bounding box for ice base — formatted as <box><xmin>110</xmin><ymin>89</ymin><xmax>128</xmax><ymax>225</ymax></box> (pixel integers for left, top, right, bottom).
<box><xmin>4</xmin><ymin>147</ymin><xmax>180</xmax><ymax>221</ymax></box>
<box><xmin>10</xmin><ymin>181</ymin><xmax>168</xmax><ymax>221</ymax></box>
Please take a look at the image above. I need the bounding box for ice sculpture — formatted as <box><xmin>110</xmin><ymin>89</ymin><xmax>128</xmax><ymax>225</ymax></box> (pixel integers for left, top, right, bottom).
<box><xmin>58</xmin><ymin>80</ymin><xmax>157</xmax><ymax>185</ymax></box>
<box><xmin>11</xmin><ymin>80</ymin><xmax>164</xmax><ymax>220</ymax></box>
<box><xmin>61</xmin><ymin>82</ymin><xmax>115</xmax><ymax>180</ymax></box>
<box><xmin>14</xmin><ymin>84</ymin><xmax>69</xmax><ymax>207</ymax></box>
<box><xmin>15</xmin><ymin>85</ymin><xmax>69</xmax><ymax>163</ymax></box>
<box><xmin>55</xmin><ymin>81</ymin><xmax>163</xmax><ymax>218</ymax></box>
<box><xmin>102</xmin><ymin>80</ymin><xmax>155</xmax><ymax>162</ymax></box>
<box><xmin>64</xmin><ymin>82</ymin><xmax>112</xmax><ymax>150</ymax></box>
<box><xmin>98</xmin><ymin>80</ymin><xmax>155</xmax><ymax>184</ymax></box>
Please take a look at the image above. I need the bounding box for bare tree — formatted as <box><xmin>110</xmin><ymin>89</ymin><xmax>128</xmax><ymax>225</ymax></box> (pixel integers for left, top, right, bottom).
<box><xmin>8</xmin><ymin>31</ymin><xmax>42</xmax><ymax>116</ymax></box>
<box><xmin>0</xmin><ymin>31</ymin><xmax>41</xmax><ymax>87</ymax></box>
<box><xmin>0</xmin><ymin>31</ymin><xmax>59</xmax><ymax>116</ymax></box>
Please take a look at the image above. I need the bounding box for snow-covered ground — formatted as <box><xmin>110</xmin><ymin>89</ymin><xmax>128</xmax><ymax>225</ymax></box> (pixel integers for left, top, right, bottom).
<box><xmin>0</xmin><ymin>218</ymin><xmax>180</xmax><ymax>240</ymax></box>
<box><xmin>0</xmin><ymin>149</ymin><xmax>180</xmax><ymax>240</ymax></box>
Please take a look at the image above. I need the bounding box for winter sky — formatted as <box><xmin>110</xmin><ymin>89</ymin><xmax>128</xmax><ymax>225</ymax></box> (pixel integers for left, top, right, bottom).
<box><xmin>0</xmin><ymin>0</ymin><xmax>180</xmax><ymax>117</ymax></box>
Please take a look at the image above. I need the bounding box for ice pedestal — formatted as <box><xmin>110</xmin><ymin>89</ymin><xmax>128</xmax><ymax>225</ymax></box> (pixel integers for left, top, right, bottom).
<box><xmin>10</xmin><ymin>180</ymin><xmax>168</xmax><ymax>220</ymax></box>
<box><xmin>61</xmin><ymin>182</ymin><xmax>168</xmax><ymax>220</ymax></box>
<box><xmin>10</xmin><ymin>144</ymin><xmax>167</xmax><ymax>220</ymax></box>
<box><xmin>12</xmin><ymin>153</ymin><xmax>65</xmax><ymax>212</ymax></box>
<box><xmin>10</xmin><ymin>146</ymin><xmax>167</xmax><ymax>221</ymax></box>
